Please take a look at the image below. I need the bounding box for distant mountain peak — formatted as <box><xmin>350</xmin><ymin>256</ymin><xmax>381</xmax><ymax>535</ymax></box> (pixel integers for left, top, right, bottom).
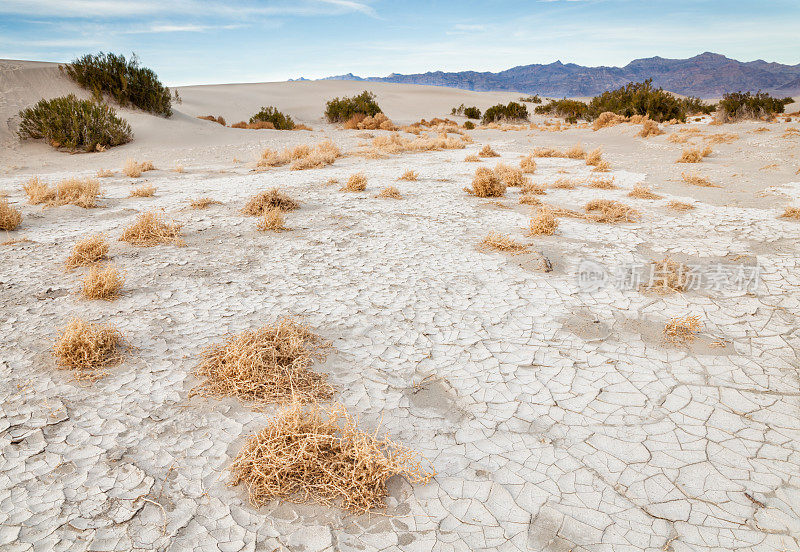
<box><xmin>315</xmin><ymin>52</ymin><xmax>800</xmax><ymax>98</ymax></box>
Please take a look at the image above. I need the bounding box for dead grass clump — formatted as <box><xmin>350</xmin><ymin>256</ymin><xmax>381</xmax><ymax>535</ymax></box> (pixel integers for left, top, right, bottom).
<box><xmin>66</xmin><ymin>234</ymin><xmax>109</xmax><ymax>268</ymax></box>
<box><xmin>290</xmin><ymin>140</ymin><xmax>341</xmax><ymax>170</ymax></box>
<box><xmin>519</xmin><ymin>194</ymin><xmax>542</xmax><ymax>206</ymax></box>
<box><xmin>643</xmin><ymin>257</ymin><xmax>689</xmax><ymax>293</ymax></box>
<box><xmin>566</xmin><ymin>144</ymin><xmax>586</xmax><ymax>159</ymax></box>
<box><xmin>779</xmin><ymin>206</ymin><xmax>800</xmax><ymax>220</ymax></box>
<box><xmin>345</xmin><ymin>112</ymin><xmax>396</xmax><ymax>131</ymax></box>
<box><xmin>229</xmin><ymin>401</ymin><xmax>433</xmax><ymax>513</ymax></box>
<box><xmin>123</xmin><ymin>159</ymin><xmax>155</xmax><ymax>178</ymax></box>
<box><xmin>256</xmin><ymin>208</ymin><xmax>286</xmax><ymax>231</ymax></box>
<box><xmin>129</xmin><ymin>185</ymin><xmax>156</xmax><ymax>197</ymax></box>
<box><xmin>465</xmin><ymin>167</ymin><xmax>506</xmax><ymax>198</ymax></box>
<box><xmin>0</xmin><ymin>198</ymin><xmax>22</xmax><ymax>231</ymax></box>
<box><xmin>119</xmin><ymin>211</ymin><xmax>184</xmax><ymax>246</ymax></box>
<box><xmin>627</xmin><ymin>184</ymin><xmax>662</xmax><ymax>199</ymax></box>
<box><xmin>591</xmin><ymin>160</ymin><xmax>611</xmax><ymax>172</ymax></box>
<box><xmin>667</xmin><ymin>200</ymin><xmax>695</xmax><ymax>211</ymax></box>
<box><xmin>706</xmin><ymin>132</ymin><xmax>738</xmax><ymax>144</ymax></box>
<box><xmin>531</xmin><ymin>147</ymin><xmax>560</xmax><ymax>158</ymax></box>
<box><xmin>478</xmin><ymin>144</ymin><xmax>500</xmax><ymax>157</ymax></box>
<box><xmin>191</xmin><ymin>318</ymin><xmax>333</xmax><ymax>404</ymax></box>
<box><xmin>584</xmin><ymin>199</ymin><xmax>640</xmax><ymax>223</ymax></box>
<box><xmin>53</xmin><ymin>318</ymin><xmax>125</xmax><ymax>380</ymax></box>
<box><xmin>592</xmin><ymin>112</ymin><xmax>627</xmax><ymax>130</ymax></box>
<box><xmin>189</xmin><ymin>197</ymin><xmax>221</xmax><ymax>209</ymax></box>
<box><xmin>376</xmin><ymin>186</ymin><xmax>403</xmax><ymax>199</ymax></box>
<box><xmin>527</xmin><ymin>208</ymin><xmax>558</xmax><ymax>236</ymax></box>
<box><xmin>480</xmin><ymin>230</ymin><xmax>526</xmax><ymax>252</ymax></box>
<box><xmin>494</xmin><ymin>163</ymin><xmax>528</xmax><ymax>187</ymax></box>
<box><xmin>464</xmin><ymin>154</ymin><xmax>480</xmax><ymax>162</ymax></box>
<box><xmin>368</xmin><ymin>132</ymin><xmax>469</xmax><ymax>156</ymax></box>
<box><xmin>584</xmin><ymin>148</ymin><xmax>604</xmax><ymax>167</ymax></box>
<box><xmin>677</xmin><ymin>146</ymin><xmax>712</xmax><ymax>163</ymax></box>
<box><xmin>242</xmin><ymin>189</ymin><xmax>299</xmax><ymax>216</ymax></box>
<box><xmin>96</xmin><ymin>169</ymin><xmax>114</xmax><ymax>178</ymax></box>
<box><xmin>520</xmin><ymin>154</ymin><xmax>537</xmax><ymax>173</ymax></box>
<box><xmin>638</xmin><ymin>119</ymin><xmax>664</xmax><ymax>138</ymax></box>
<box><xmin>522</xmin><ymin>181</ymin><xmax>547</xmax><ymax>195</ymax></box>
<box><xmin>81</xmin><ymin>263</ymin><xmax>124</xmax><ymax>300</ymax></box>
<box><xmin>664</xmin><ymin>315</ymin><xmax>702</xmax><ymax>344</ymax></box>
<box><xmin>398</xmin><ymin>170</ymin><xmax>418</xmax><ymax>181</ymax></box>
<box><xmin>198</xmin><ymin>115</ymin><xmax>226</xmax><ymax>126</ymax></box>
<box><xmin>342</xmin><ymin>173</ymin><xmax>367</xmax><ymax>192</ymax></box>
<box><xmin>681</xmin><ymin>172</ymin><xmax>717</xmax><ymax>187</ymax></box>
<box><xmin>174</xmin><ymin>164</ymin><xmax>185</xmax><ymax>173</ymax></box>
<box><xmin>25</xmin><ymin>177</ymin><xmax>101</xmax><ymax>208</ymax></box>
<box><xmin>587</xmin><ymin>177</ymin><xmax>617</xmax><ymax>189</ymax></box>
<box><xmin>551</xmin><ymin>178</ymin><xmax>578</xmax><ymax>189</ymax></box>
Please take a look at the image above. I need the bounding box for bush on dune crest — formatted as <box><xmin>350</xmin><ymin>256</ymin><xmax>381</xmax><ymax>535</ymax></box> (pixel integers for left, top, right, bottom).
<box><xmin>18</xmin><ymin>95</ymin><xmax>132</xmax><ymax>151</ymax></box>
<box><xmin>63</xmin><ymin>52</ymin><xmax>172</xmax><ymax>116</ymax></box>
<box><xmin>325</xmin><ymin>91</ymin><xmax>383</xmax><ymax>123</ymax></box>
<box><xmin>249</xmin><ymin>106</ymin><xmax>296</xmax><ymax>130</ymax></box>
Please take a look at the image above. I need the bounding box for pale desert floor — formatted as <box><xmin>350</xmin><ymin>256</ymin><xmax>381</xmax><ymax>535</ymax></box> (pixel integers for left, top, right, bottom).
<box><xmin>1</xmin><ymin>60</ymin><xmax>800</xmax><ymax>552</ymax></box>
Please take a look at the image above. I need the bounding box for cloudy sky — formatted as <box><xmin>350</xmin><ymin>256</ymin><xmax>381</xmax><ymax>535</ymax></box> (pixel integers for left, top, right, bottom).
<box><xmin>1</xmin><ymin>0</ymin><xmax>798</xmax><ymax>85</ymax></box>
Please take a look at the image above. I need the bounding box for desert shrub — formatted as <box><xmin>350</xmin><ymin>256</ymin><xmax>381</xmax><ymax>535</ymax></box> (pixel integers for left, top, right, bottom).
<box><xmin>481</xmin><ymin>231</ymin><xmax>526</xmax><ymax>252</ymax></box>
<box><xmin>528</xmin><ymin>208</ymin><xmax>558</xmax><ymax>236</ymax></box>
<box><xmin>53</xmin><ymin>317</ymin><xmax>125</xmax><ymax>380</ymax></box>
<box><xmin>81</xmin><ymin>263</ymin><xmax>124</xmax><ymax>300</ymax></box>
<box><xmin>592</xmin><ymin>111</ymin><xmax>627</xmax><ymax>130</ymax></box>
<box><xmin>366</xmin><ymin>132</ymin><xmax>468</xmax><ymax>155</ymax></box>
<box><xmin>680</xmin><ymin>96</ymin><xmax>716</xmax><ymax>115</ymax></box>
<box><xmin>17</xmin><ymin>95</ymin><xmax>132</xmax><ymax>151</ymax></box>
<box><xmin>535</xmin><ymin>99</ymin><xmax>589</xmax><ymax>122</ymax></box>
<box><xmin>584</xmin><ymin>199</ymin><xmax>640</xmax><ymax>223</ymax></box>
<box><xmin>494</xmin><ymin>163</ymin><xmax>527</xmax><ymax>187</ymax></box>
<box><xmin>681</xmin><ymin>172</ymin><xmax>716</xmax><ymax>186</ymax></box>
<box><xmin>342</xmin><ymin>173</ymin><xmax>367</xmax><ymax>192</ymax></box>
<box><xmin>628</xmin><ymin>184</ymin><xmax>662</xmax><ymax>199</ymax></box>
<box><xmin>325</xmin><ymin>90</ymin><xmax>382</xmax><ymax>123</ymax></box>
<box><xmin>242</xmin><ymin>189</ymin><xmax>299</xmax><ymax>215</ymax></box>
<box><xmin>229</xmin><ymin>401</ymin><xmax>433</xmax><ymax>513</ymax></box>
<box><xmin>465</xmin><ymin>167</ymin><xmax>506</xmax><ymax>197</ymax></box>
<box><xmin>0</xmin><ymin>198</ymin><xmax>22</xmax><ymax>231</ymax></box>
<box><xmin>482</xmin><ymin>101</ymin><xmax>529</xmax><ymax>124</ymax></box>
<box><xmin>96</xmin><ymin>169</ymin><xmax>114</xmax><ymax>177</ymax></box>
<box><xmin>478</xmin><ymin>144</ymin><xmax>499</xmax><ymax>157</ymax></box>
<box><xmin>119</xmin><ymin>211</ymin><xmax>183</xmax><ymax>246</ymax></box>
<box><xmin>376</xmin><ymin>186</ymin><xmax>403</xmax><ymax>199</ymax></box>
<box><xmin>66</xmin><ymin>234</ymin><xmax>109</xmax><ymax>268</ymax></box>
<box><xmin>520</xmin><ymin>154</ymin><xmax>537</xmax><ymax>173</ymax></box>
<box><xmin>664</xmin><ymin>315</ymin><xmax>702</xmax><ymax>344</ymax></box>
<box><xmin>519</xmin><ymin>95</ymin><xmax>542</xmax><ymax>104</ymax></box>
<box><xmin>643</xmin><ymin>257</ymin><xmax>690</xmax><ymax>293</ymax></box>
<box><xmin>256</xmin><ymin>208</ymin><xmax>286</xmax><ymax>231</ymax></box>
<box><xmin>249</xmin><ymin>106</ymin><xmax>295</xmax><ymax>130</ymax></box>
<box><xmin>198</xmin><ymin>115</ymin><xmax>226</xmax><ymax>126</ymax></box>
<box><xmin>717</xmin><ymin>91</ymin><xmax>793</xmax><ymax>122</ymax></box>
<box><xmin>587</xmin><ymin>79</ymin><xmax>689</xmax><ymax>122</ymax></box>
<box><xmin>345</xmin><ymin>112</ymin><xmax>395</xmax><ymax>131</ymax></box>
<box><xmin>399</xmin><ymin>170</ymin><xmax>418</xmax><ymax>181</ymax></box>
<box><xmin>63</xmin><ymin>52</ymin><xmax>172</xmax><ymax>116</ymax></box>
<box><xmin>667</xmin><ymin>201</ymin><xmax>695</xmax><ymax>211</ymax></box>
<box><xmin>123</xmin><ymin>159</ymin><xmax>155</xmax><ymax>177</ymax></box>
<box><xmin>638</xmin><ymin>119</ymin><xmax>664</xmax><ymax>138</ymax></box>
<box><xmin>779</xmin><ymin>206</ymin><xmax>800</xmax><ymax>220</ymax></box>
<box><xmin>129</xmin><ymin>184</ymin><xmax>155</xmax><ymax>197</ymax></box>
<box><xmin>24</xmin><ymin>176</ymin><xmax>100</xmax><ymax>208</ymax></box>
<box><xmin>189</xmin><ymin>197</ymin><xmax>221</xmax><ymax>209</ymax></box>
<box><xmin>464</xmin><ymin>154</ymin><xmax>480</xmax><ymax>162</ymax></box>
<box><xmin>463</xmin><ymin>121</ymin><xmax>475</xmax><ymax>130</ymax></box>
<box><xmin>677</xmin><ymin>146</ymin><xmax>712</xmax><ymax>163</ymax></box>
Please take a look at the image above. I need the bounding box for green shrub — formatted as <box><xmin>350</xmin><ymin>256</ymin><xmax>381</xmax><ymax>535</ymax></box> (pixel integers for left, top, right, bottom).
<box><xmin>535</xmin><ymin>99</ymin><xmax>589</xmax><ymax>122</ymax></box>
<box><xmin>18</xmin><ymin>94</ymin><xmax>132</xmax><ymax>151</ymax></box>
<box><xmin>451</xmin><ymin>104</ymin><xmax>481</xmax><ymax>119</ymax></box>
<box><xmin>717</xmin><ymin>91</ymin><xmax>793</xmax><ymax>121</ymax></box>
<box><xmin>679</xmin><ymin>96</ymin><xmax>716</xmax><ymax>116</ymax></box>
<box><xmin>63</xmin><ymin>52</ymin><xmax>172</xmax><ymax>117</ymax></box>
<box><xmin>249</xmin><ymin>106</ymin><xmax>295</xmax><ymax>130</ymax></box>
<box><xmin>519</xmin><ymin>95</ymin><xmax>542</xmax><ymax>104</ymax></box>
<box><xmin>586</xmin><ymin>79</ymin><xmax>685</xmax><ymax>121</ymax></box>
<box><xmin>463</xmin><ymin>121</ymin><xmax>475</xmax><ymax>130</ymax></box>
<box><xmin>481</xmin><ymin>101</ymin><xmax>529</xmax><ymax>124</ymax></box>
<box><xmin>325</xmin><ymin>90</ymin><xmax>382</xmax><ymax>123</ymax></box>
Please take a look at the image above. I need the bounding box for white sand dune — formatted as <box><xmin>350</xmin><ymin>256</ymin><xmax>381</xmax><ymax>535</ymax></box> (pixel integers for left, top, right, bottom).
<box><xmin>1</xmin><ymin>58</ymin><xmax>800</xmax><ymax>552</ymax></box>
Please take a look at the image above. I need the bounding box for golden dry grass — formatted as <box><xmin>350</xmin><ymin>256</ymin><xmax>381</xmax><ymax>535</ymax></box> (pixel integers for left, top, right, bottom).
<box><xmin>681</xmin><ymin>172</ymin><xmax>717</xmax><ymax>187</ymax></box>
<box><xmin>53</xmin><ymin>318</ymin><xmax>125</xmax><ymax>380</ymax></box>
<box><xmin>119</xmin><ymin>211</ymin><xmax>184</xmax><ymax>246</ymax></box>
<box><xmin>667</xmin><ymin>201</ymin><xmax>695</xmax><ymax>211</ymax></box>
<box><xmin>519</xmin><ymin>154</ymin><xmax>537</xmax><ymax>173</ymax></box>
<box><xmin>376</xmin><ymin>186</ymin><xmax>403</xmax><ymax>199</ymax></box>
<box><xmin>123</xmin><ymin>159</ymin><xmax>155</xmax><ymax>178</ymax></box>
<box><xmin>242</xmin><ymin>189</ymin><xmax>299</xmax><ymax>215</ymax></box>
<box><xmin>189</xmin><ymin>197</ymin><xmax>222</xmax><ymax>209</ymax></box>
<box><xmin>478</xmin><ymin>144</ymin><xmax>500</xmax><ymax>157</ymax></box>
<box><xmin>677</xmin><ymin>146</ymin><xmax>712</xmax><ymax>163</ymax></box>
<box><xmin>627</xmin><ymin>184</ymin><xmax>662</xmax><ymax>199</ymax></box>
<box><xmin>258</xmin><ymin>141</ymin><xmax>341</xmax><ymax>170</ymax></box>
<box><xmin>494</xmin><ymin>163</ymin><xmax>528</xmax><ymax>187</ymax></box>
<box><xmin>344</xmin><ymin>112</ymin><xmax>396</xmax><ymax>131</ymax></box>
<box><xmin>587</xmin><ymin>177</ymin><xmax>617</xmax><ymax>189</ymax></box>
<box><xmin>550</xmin><ymin>178</ymin><xmax>579</xmax><ymax>190</ymax></box>
<box><xmin>664</xmin><ymin>315</ymin><xmax>703</xmax><ymax>344</ymax></box>
<box><xmin>367</xmin><ymin>132</ymin><xmax>469</xmax><ymax>156</ymax></box>
<box><xmin>638</xmin><ymin>119</ymin><xmax>664</xmax><ymax>138</ymax></box>
<box><xmin>465</xmin><ymin>167</ymin><xmax>506</xmax><ymax>197</ymax></box>
<box><xmin>480</xmin><ymin>231</ymin><xmax>527</xmax><ymax>252</ymax></box>
<box><xmin>129</xmin><ymin>184</ymin><xmax>156</xmax><ymax>198</ymax></box>
<box><xmin>566</xmin><ymin>144</ymin><xmax>586</xmax><ymax>159</ymax></box>
<box><xmin>592</xmin><ymin>112</ymin><xmax>627</xmax><ymax>130</ymax></box>
<box><xmin>643</xmin><ymin>257</ymin><xmax>689</xmax><ymax>293</ymax></box>
<box><xmin>584</xmin><ymin>147</ymin><xmax>604</xmax><ymax>166</ymax></box>
<box><xmin>81</xmin><ymin>263</ymin><xmax>124</xmax><ymax>300</ymax></box>
<box><xmin>519</xmin><ymin>194</ymin><xmax>542</xmax><ymax>206</ymax></box>
<box><xmin>229</xmin><ymin>401</ymin><xmax>433</xmax><ymax>513</ymax></box>
<box><xmin>398</xmin><ymin>170</ymin><xmax>418</xmax><ymax>181</ymax></box>
<box><xmin>0</xmin><ymin>198</ymin><xmax>22</xmax><ymax>231</ymax></box>
<box><xmin>591</xmin><ymin>160</ymin><xmax>611</xmax><ymax>172</ymax></box>
<box><xmin>96</xmin><ymin>169</ymin><xmax>114</xmax><ymax>178</ymax></box>
<box><xmin>464</xmin><ymin>154</ymin><xmax>480</xmax><ymax>162</ymax></box>
<box><xmin>24</xmin><ymin>177</ymin><xmax>100</xmax><ymax>208</ymax></box>
<box><xmin>174</xmin><ymin>164</ymin><xmax>185</xmax><ymax>173</ymax></box>
<box><xmin>522</xmin><ymin>181</ymin><xmax>546</xmax><ymax>195</ymax></box>
<box><xmin>527</xmin><ymin>208</ymin><xmax>559</xmax><ymax>236</ymax></box>
<box><xmin>190</xmin><ymin>318</ymin><xmax>333</xmax><ymax>404</ymax></box>
<box><xmin>584</xmin><ymin>199</ymin><xmax>640</xmax><ymax>223</ymax></box>
<box><xmin>779</xmin><ymin>206</ymin><xmax>800</xmax><ymax>220</ymax></box>
<box><xmin>66</xmin><ymin>234</ymin><xmax>109</xmax><ymax>269</ymax></box>
<box><xmin>256</xmin><ymin>208</ymin><xmax>286</xmax><ymax>231</ymax></box>
<box><xmin>342</xmin><ymin>172</ymin><xmax>367</xmax><ymax>192</ymax></box>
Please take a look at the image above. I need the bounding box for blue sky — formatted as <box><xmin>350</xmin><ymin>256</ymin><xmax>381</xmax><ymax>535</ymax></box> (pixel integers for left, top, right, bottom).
<box><xmin>1</xmin><ymin>0</ymin><xmax>798</xmax><ymax>86</ymax></box>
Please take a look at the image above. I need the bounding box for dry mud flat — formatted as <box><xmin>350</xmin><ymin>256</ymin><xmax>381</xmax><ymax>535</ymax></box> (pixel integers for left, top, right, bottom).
<box><xmin>2</xmin><ymin>117</ymin><xmax>800</xmax><ymax>551</ymax></box>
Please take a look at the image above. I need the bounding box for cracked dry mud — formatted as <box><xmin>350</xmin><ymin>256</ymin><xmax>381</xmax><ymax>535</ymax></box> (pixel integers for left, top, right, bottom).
<box><xmin>1</xmin><ymin>136</ymin><xmax>800</xmax><ymax>552</ymax></box>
